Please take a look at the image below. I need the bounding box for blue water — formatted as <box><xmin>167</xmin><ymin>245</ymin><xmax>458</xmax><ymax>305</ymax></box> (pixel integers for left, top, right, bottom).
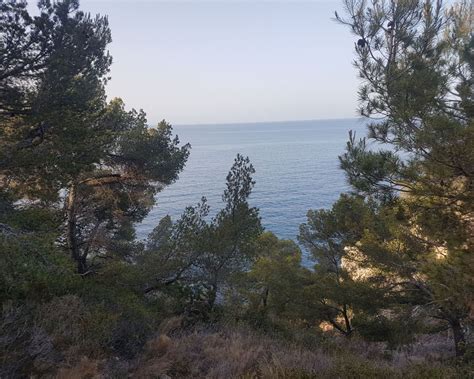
<box><xmin>139</xmin><ymin>118</ymin><xmax>367</xmax><ymax>241</ymax></box>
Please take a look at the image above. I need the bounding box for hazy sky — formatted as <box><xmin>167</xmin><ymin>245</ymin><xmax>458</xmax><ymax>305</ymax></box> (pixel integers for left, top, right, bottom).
<box><xmin>33</xmin><ymin>1</ymin><xmax>361</xmax><ymax>124</ymax></box>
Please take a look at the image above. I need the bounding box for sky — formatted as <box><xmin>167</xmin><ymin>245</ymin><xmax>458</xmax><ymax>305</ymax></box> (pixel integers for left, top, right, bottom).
<box><xmin>31</xmin><ymin>0</ymin><xmax>361</xmax><ymax>125</ymax></box>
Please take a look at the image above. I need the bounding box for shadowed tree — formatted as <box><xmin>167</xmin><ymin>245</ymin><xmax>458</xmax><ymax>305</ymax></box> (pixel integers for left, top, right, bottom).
<box><xmin>142</xmin><ymin>154</ymin><xmax>263</xmax><ymax>312</ymax></box>
<box><xmin>334</xmin><ymin>0</ymin><xmax>473</xmax><ymax>356</ymax></box>
<box><xmin>299</xmin><ymin>194</ymin><xmax>385</xmax><ymax>337</ymax></box>
<box><xmin>0</xmin><ymin>1</ymin><xmax>190</xmax><ymax>274</ymax></box>
<box><xmin>239</xmin><ymin>232</ymin><xmax>308</xmax><ymax>326</ymax></box>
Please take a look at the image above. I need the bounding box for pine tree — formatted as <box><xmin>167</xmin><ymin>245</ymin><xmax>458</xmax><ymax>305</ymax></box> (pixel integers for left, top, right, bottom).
<box><xmin>0</xmin><ymin>1</ymin><xmax>190</xmax><ymax>274</ymax></box>
<box><xmin>142</xmin><ymin>154</ymin><xmax>263</xmax><ymax>312</ymax></box>
<box><xmin>333</xmin><ymin>0</ymin><xmax>473</xmax><ymax>356</ymax></box>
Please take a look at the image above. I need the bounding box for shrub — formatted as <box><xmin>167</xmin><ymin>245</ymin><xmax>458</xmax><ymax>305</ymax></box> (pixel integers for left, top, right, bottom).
<box><xmin>0</xmin><ymin>303</ymin><xmax>60</xmax><ymax>377</ymax></box>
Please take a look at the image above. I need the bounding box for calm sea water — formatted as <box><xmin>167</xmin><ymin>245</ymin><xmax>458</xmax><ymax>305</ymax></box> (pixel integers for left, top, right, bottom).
<box><xmin>138</xmin><ymin>118</ymin><xmax>367</xmax><ymax>241</ymax></box>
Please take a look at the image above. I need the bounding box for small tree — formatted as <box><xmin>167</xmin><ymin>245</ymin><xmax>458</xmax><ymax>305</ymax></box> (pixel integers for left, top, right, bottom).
<box><xmin>240</xmin><ymin>232</ymin><xmax>308</xmax><ymax>326</ymax></box>
<box><xmin>299</xmin><ymin>194</ymin><xmax>385</xmax><ymax>336</ymax></box>
<box><xmin>140</xmin><ymin>199</ymin><xmax>210</xmax><ymax>293</ymax></box>
<box><xmin>199</xmin><ymin>154</ymin><xmax>263</xmax><ymax>308</ymax></box>
<box><xmin>142</xmin><ymin>154</ymin><xmax>263</xmax><ymax>312</ymax></box>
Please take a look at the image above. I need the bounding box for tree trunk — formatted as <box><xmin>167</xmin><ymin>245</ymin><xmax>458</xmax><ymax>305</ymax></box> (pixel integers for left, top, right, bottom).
<box><xmin>66</xmin><ymin>183</ymin><xmax>86</xmax><ymax>274</ymax></box>
<box><xmin>342</xmin><ymin>304</ymin><xmax>353</xmax><ymax>337</ymax></box>
<box><xmin>207</xmin><ymin>282</ymin><xmax>218</xmax><ymax>310</ymax></box>
<box><xmin>450</xmin><ymin>318</ymin><xmax>466</xmax><ymax>357</ymax></box>
<box><xmin>261</xmin><ymin>287</ymin><xmax>269</xmax><ymax>308</ymax></box>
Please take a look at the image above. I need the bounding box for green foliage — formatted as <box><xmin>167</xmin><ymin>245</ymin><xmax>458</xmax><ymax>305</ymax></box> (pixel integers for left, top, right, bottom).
<box><xmin>0</xmin><ymin>233</ymin><xmax>78</xmax><ymax>303</ymax></box>
<box><xmin>352</xmin><ymin>313</ymin><xmax>420</xmax><ymax>350</ymax></box>
<box><xmin>298</xmin><ymin>195</ymin><xmax>381</xmax><ymax>336</ymax></box>
<box><xmin>0</xmin><ymin>0</ymin><xmax>112</xmax><ymax>198</ymax></box>
<box><xmin>0</xmin><ymin>0</ymin><xmax>472</xmax><ymax>374</ymax></box>
<box><xmin>141</xmin><ymin>154</ymin><xmax>263</xmax><ymax>315</ymax></box>
<box><xmin>60</xmin><ymin>103</ymin><xmax>189</xmax><ymax>273</ymax></box>
<box><xmin>229</xmin><ymin>232</ymin><xmax>308</xmax><ymax>328</ymax></box>
<box><xmin>0</xmin><ymin>1</ymin><xmax>190</xmax><ymax>275</ymax></box>
<box><xmin>0</xmin><ymin>1</ymin><xmax>190</xmax><ymax>369</ymax></box>
<box><xmin>334</xmin><ymin>0</ymin><xmax>474</xmax><ymax>356</ymax></box>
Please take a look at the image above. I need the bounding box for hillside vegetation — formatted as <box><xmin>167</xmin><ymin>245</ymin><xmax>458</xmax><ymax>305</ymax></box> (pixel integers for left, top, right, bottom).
<box><xmin>0</xmin><ymin>0</ymin><xmax>473</xmax><ymax>377</ymax></box>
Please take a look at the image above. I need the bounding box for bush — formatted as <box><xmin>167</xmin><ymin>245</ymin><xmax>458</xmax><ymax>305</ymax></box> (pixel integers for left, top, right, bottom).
<box><xmin>0</xmin><ymin>303</ymin><xmax>60</xmax><ymax>377</ymax></box>
<box><xmin>353</xmin><ymin>313</ymin><xmax>420</xmax><ymax>350</ymax></box>
<box><xmin>0</xmin><ymin>234</ymin><xmax>78</xmax><ymax>303</ymax></box>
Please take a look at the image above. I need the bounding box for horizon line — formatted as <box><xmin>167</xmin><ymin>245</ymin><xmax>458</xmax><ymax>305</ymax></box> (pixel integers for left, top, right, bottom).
<box><xmin>164</xmin><ymin>116</ymin><xmax>364</xmax><ymax>128</ymax></box>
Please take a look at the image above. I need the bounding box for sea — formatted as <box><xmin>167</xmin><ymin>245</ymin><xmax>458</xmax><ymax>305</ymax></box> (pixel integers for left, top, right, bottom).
<box><xmin>138</xmin><ymin>118</ymin><xmax>367</xmax><ymax>242</ymax></box>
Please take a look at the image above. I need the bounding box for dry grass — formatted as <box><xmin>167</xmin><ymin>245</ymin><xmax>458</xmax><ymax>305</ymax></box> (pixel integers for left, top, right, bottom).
<box><xmin>19</xmin><ymin>313</ymin><xmax>464</xmax><ymax>378</ymax></box>
<box><xmin>55</xmin><ymin>357</ymin><xmax>101</xmax><ymax>379</ymax></box>
<box><xmin>133</xmin><ymin>325</ymin><xmax>333</xmax><ymax>378</ymax></box>
<box><xmin>129</xmin><ymin>324</ymin><xmax>466</xmax><ymax>379</ymax></box>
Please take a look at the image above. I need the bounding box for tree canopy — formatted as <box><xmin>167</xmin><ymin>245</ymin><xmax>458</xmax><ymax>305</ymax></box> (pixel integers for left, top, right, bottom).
<box><xmin>305</xmin><ymin>0</ymin><xmax>474</xmax><ymax>356</ymax></box>
<box><xmin>0</xmin><ymin>1</ymin><xmax>190</xmax><ymax>275</ymax></box>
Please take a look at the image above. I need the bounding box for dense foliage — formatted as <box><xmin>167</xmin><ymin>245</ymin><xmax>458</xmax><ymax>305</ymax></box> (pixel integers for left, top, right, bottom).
<box><xmin>330</xmin><ymin>0</ymin><xmax>473</xmax><ymax>357</ymax></box>
<box><xmin>0</xmin><ymin>0</ymin><xmax>472</xmax><ymax>377</ymax></box>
